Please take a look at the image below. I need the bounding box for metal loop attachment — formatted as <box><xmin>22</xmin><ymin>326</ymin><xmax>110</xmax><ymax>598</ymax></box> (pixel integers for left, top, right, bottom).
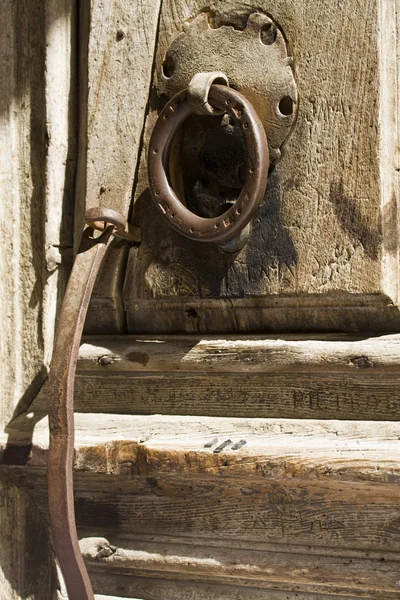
<box><xmin>85</xmin><ymin>206</ymin><xmax>141</xmax><ymax>244</ymax></box>
<box><xmin>187</xmin><ymin>71</ymin><xmax>229</xmax><ymax>115</ymax></box>
<box><xmin>148</xmin><ymin>84</ymin><xmax>269</xmax><ymax>246</ymax></box>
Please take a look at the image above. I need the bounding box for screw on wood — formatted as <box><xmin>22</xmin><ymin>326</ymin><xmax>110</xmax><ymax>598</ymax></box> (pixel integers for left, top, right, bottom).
<box><xmin>204</xmin><ymin>437</ymin><xmax>219</xmax><ymax>448</ymax></box>
<box><xmin>213</xmin><ymin>439</ymin><xmax>232</xmax><ymax>453</ymax></box>
<box><xmin>231</xmin><ymin>440</ymin><xmax>247</xmax><ymax>451</ymax></box>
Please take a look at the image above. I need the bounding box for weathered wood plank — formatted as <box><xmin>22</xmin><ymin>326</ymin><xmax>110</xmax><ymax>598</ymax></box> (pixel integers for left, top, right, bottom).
<box><xmin>91</xmin><ymin>575</ymin><xmax>372</xmax><ymax>600</ymax></box>
<box><xmin>3</xmin><ymin>469</ymin><xmax>400</xmax><ymax>598</ymax></box>
<box><xmin>124</xmin><ymin>0</ymin><xmax>400</xmax><ymax>334</ymax></box>
<box><xmin>5</xmin><ymin>461</ymin><xmax>400</xmax><ymax>597</ymax></box>
<box><xmin>6</xmin><ymin>411</ymin><xmax>400</xmax><ymax>452</ymax></box>
<box><xmin>3</xmin><ymin>413</ymin><xmax>400</xmax><ymax>549</ymax></box>
<box><xmin>72</xmin><ymin>474</ymin><xmax>400</xmax><ymax>552</ymax></box>
<box><xmin>70</xmin><ymin>372</ymin><xmax>400</xmax><ymax>420</ymax></box>
<box><xmin>0</xmin><ymin>0</ymin><xmax>76</xmax><ymax>423</ymax></box>
<box><xmin>95</xmin><ymin>596</ymin><xmax>143</xmax><ymax>600</ymax></box>
<box><xmin>77</xmin><ymin>0</ymin><xmax>162</xmax><ymax>218</ymax></box>
<box><xmin>4</xmin><ymin>411</ymin><xmax>400</xmax><ymax>597</ymax></box>
<box><xmin>5</xmin><ymin>412</ymin><xmax>400</xmax><ymax>476</ymax></box>
<box><xmin>1</xmin><ymin>1</ymin><xmax>49</xmax><ymax>424</ymax></box>
<box><xmin>124</xmin><ymin>298</ymin><xmax>400</xmax><ymax>334</ymax></box>
<box><xmin>0</xmin><ymin>2</ymin><xmax>76</xmax><ymax>598</ymax></box>
<box><xmin>77</xmin><ymin>334</ymin><xmax>400</xmax><ymax>372</ymax></box>
<box><xmin>0</xmin><ymin>474</ymin><xmax>53</xmax><ymax>600</ymax></box>
<box><xmin>79</xmin><ymin>534</ymin><xmax>400</xmax><ymax>599</ymax></box>
<box><xmin>32</xmin><ymin>335</ymin><xmax>400</xmax><ymax>420</ymax></box>
<box><xmin>76</xmin><ymin>0</ymin><xmax>162</xmax><ymax>332</ymax></box>
<box><xmin>44</xmin><ymin>0</ymin><xmax>77</xmax><ymax>342</ymax></box>
<box><xmin>380</xmin><ymin>0</ymin><xmax>400</xmax><ymax>303</ymax></box>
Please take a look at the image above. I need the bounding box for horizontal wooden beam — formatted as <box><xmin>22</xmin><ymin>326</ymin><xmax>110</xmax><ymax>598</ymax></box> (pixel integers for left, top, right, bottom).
<box><xmin>79</xmin><ymin>533</ymin><xmax>400</xmax><ymax>599</ymax></box>
<box><xmin>95</xmin><ymin>596</ymin><xmax>143</xmax><ymax>600</ymax></box>
<box><xmin>78</xmin><ymin>333</ymin><xmax>400</xmax><ymax>373</ymax></box>
<box><xmin>5</xmin><ymin>334</ymin><xmax>400</xmax><ymax>597</ymax></box>
<box><xmin>33</xmin><ymin>333</ymin><xmax>400</xmax><ymax>420</ymax></box>
<box><xmin>3</xmin><ymin>408</ymin><xmax>400</xmax><ymax>597</ymax></box>
<box><xmin>3</xmin><ymin>413</ymin><xmax>400</xmax><ymax>548</ymax></box>
<box><xmin>4</xmin><ymin>412</ymin><xmax>400</xmax><ymax>483</ymax></box>
<box><xmin>92</xmin><ymin>575</ymin><xmax>368</xmax><ymax>600</ymax></box>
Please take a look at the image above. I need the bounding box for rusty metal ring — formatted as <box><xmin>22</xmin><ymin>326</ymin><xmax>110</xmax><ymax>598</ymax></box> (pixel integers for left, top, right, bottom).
<box><xmin>148</xmin><ymin>84</ymin><xmax>269</xmax><ymax>244</ymax></box>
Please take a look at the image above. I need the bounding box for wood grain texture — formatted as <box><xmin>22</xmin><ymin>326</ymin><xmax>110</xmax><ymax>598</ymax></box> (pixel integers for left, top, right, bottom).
<box><xmin>44</xmin><ymin>0</ymin><xmax>77</xmax><ymax>346</ymax></box>
<box><xmin>124</xmin><ymin>297</ymin><xmax>400</xmax><ymax>334</ymax></box>
<box><xmin>0</xmin><ymin>2</ymin><xmax>76</xmax><ymax>598</ymax></box>
<box><xmin>124</xmin><ymin>0</ymin><xmax>400</xmax><ymax>334</ymax></box>
<box><xmin>0</xmin><ymin>474</ymin><xmax>53</xmax><ymax>600</ymax></box>
<box><xmin>80</xmin><ymin>533</ymin><xmax>400</xmax><ymax>599</ymax></box>
<box><xmin>32</xmin><ymin>334</ymin><xmax>400</xmax><ymax>420</ymax></box>
<box><xmin>76</xmin><ymin>0</ymin><xmax>162</xmax><ymax>218</ymax></box>
<box><xmin>76</xmin><ymin>0</ymin><xmax>162</xmax><ymax>332</ymax></box>
<box><xmin>91</xmin><ymin>576</ymin><xmax>378</xmax><ymax>600</ymax></box>
<box><xmin>1</xmin><ymin>1</ymin><xmax>45</xmax><ymax>425</ymax></box>
<box><xmin>0</xmin><ymin>0</ymin><xmax>76</xmax><ymax>426</ymax></box>
<box><xmin>95</xmin><ymin>596</ymin><xmax>143</xmax><ymax>600</ymax></box>
<box><xmin>3</xmin><ymin>411</ymin><xmax>400</xmax><ymax>598</ymax></box>
<box><xmin>6</xmin><ymin>412</ymin><xmax>400</xmax><ymax>473</ymax></box>
<box><xmin>72</xmin><ymin>475</ymin><xmax>400</xmax><ymax>551</ymax></box>
<box><xmin>76</xmin><ymin>333</ymin><xmax>400</xmax><ymax>372</ymax></box>
<box><xmin>379</xmin><ymin>0</ymin><xmax>400</xmax><ymax>303</ymax></box>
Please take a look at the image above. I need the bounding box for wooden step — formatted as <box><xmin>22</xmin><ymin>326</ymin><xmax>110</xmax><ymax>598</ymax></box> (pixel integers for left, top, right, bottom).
<box><xmin>2</xmin><ymin>412</ymin><xmax>400</xmax><ymax>598</ymax></box>
<box><xmin>33</xmin><ymin>333</ymin><xmax>400</xmax><ymax>421</ymax></box>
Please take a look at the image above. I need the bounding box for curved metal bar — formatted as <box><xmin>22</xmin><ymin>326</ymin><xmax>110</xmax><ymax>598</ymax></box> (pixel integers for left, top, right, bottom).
<box><xmin>148</xmin><ymin>84</ymin><xmax>269</xmax><ymax>244</ymax></box>
<box><xmin>47</xmin><ymin>223</ymin><xmax>115</xmax><ymax>600</ymax></box>
<box><xmin>85</xmin><ymin>206</ymin><xmax>141</xmax><ymax>244</ymax></box>
<box><xmin>187</xmin><ymin>71</ymin><xmax>229</xmax><ymax>115</ymax></box>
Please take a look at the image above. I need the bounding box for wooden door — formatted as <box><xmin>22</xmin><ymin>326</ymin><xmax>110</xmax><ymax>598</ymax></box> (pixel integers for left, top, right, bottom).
<box><xmin>1</xmin><ymin>1</ymin><xmax>400</xmax><ymax>599</ymax></box>
<box><xmin>83</xmin><ymin>1</ymin><xmax>400</xmax><ymax>336</ymax></box>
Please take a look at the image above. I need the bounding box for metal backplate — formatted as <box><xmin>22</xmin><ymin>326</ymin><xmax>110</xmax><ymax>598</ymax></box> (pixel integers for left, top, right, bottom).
<box><xmin>153</xmin><ymin>11</ymin><xmax>298</xmax><ymax>241</ymax></box>
<box><xmin>157</xmin><ymin>11</ymin><xmax>298</xmax><ymax>163</ymax></box>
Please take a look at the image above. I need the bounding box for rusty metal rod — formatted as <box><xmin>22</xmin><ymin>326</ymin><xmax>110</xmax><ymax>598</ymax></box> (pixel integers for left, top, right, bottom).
<box><xmin>48</xmin><ymin>223</ymin><xmax>115</xmax><ymax>600</ymax></box>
